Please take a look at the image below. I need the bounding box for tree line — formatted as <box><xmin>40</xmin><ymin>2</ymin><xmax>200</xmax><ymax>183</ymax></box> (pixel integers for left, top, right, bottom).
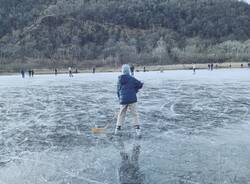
<box><xmin>0</xmin><ymin>0</ymin><xmax>250</xmax><ymax>71</ymax></box>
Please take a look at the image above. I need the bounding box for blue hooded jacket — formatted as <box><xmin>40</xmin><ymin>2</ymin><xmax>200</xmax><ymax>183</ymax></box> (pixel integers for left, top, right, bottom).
<box><xmin>117</xmin><ymin>72</ymin><xmax>143</xmax><ymax>105</ymax></box>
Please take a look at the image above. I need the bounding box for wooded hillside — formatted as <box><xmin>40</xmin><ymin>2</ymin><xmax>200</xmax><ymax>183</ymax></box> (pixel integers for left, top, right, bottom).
<box><xmin>0</xmin><ymin>0</ymin><xmax>250</xmax><ymax>70</ymax></box>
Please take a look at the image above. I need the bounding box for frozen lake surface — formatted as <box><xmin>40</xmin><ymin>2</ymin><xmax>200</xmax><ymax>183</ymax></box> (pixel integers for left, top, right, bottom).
<box><xmin>0</xmin><ymin>69</ymin><xmax>250</xmax><ymax>184</ymax></box>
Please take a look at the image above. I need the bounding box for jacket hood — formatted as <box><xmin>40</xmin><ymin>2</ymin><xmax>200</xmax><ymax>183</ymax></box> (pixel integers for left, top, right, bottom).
<box><xmin>121</xmin><ymin>64</ymin><xmax>131</xmax><ymax>75</ymax></box>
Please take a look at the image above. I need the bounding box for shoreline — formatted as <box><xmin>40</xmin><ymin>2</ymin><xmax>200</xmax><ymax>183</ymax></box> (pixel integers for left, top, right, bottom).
<box><xmin>0</xmin><ymin>62</ymin><xmax>249</xmax><ymax>76</ymax></box>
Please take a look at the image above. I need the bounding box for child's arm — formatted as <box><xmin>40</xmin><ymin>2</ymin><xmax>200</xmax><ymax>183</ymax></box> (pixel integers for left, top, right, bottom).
<box><xmin>134</xmin><ymin>78</ymin><xmax>143</xmax><ymax>92</ymax></box>
<box><xmin>117</xmin><ymin>79</ymin><xmax>121</xmax><ymax>98</ymax></box>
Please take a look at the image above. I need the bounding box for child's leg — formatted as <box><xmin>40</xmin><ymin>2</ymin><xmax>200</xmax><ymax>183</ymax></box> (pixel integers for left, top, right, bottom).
<box><xmin>129</xmin><ymin>103</ymin><xmax>139</xmax><ymax>127</ymax></box>
<box><xmin>116</xmin><ymin>105</ymin><xmax>128</xmax><ymax>127</ymax></box>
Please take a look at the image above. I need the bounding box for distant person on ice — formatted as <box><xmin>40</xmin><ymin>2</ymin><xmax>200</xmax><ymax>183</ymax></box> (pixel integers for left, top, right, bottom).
<box><xmin>115</xmin><ymin>64</ymin><xmax>143</xmax><ymax>136</ymax></box>
<box><xmin>130</xmin><ymin>64</ymin><xmax>135</xmax><ymax>76</ymax></box>
<box><xmin>21</xmin><ymin>69</ymin><xmax>25</xmax><ymax>78</ymax></box>
<box><xmin>192</xmin><ymin>64</ymin><xmax>196</xmax><ymax>74</ymax></box>
<box><xmin>68</xmin><ymin>67</ymin><xmax>73</xmax><ymax>77</ymax></box>
<box><xmin>211</xmin><ymin>63</ymin><xmax>214</xmax><ymax>70</ymax></box>
<box><xmin>28</xmin><ymin>69</ymin><xmax>32</xmax><ymax>77</ymax></box>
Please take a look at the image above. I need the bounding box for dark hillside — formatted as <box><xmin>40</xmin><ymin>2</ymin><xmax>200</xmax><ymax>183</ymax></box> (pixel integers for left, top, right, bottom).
<box><xmin>0</xmin><ymin>0</ymin><xmax>250</xmax><ymax>70</ymax></box>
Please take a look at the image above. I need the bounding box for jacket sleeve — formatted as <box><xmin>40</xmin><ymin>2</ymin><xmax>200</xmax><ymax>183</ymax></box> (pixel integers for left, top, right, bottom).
<box><xmin>134</xmin><ymin>78</ymin><xmax>143</xmax><ymax>93</ymax></box>
<box><xmin>117</xmin><ymin>79</ymin><xmax>121</xmax><ymax>99</ymax></box>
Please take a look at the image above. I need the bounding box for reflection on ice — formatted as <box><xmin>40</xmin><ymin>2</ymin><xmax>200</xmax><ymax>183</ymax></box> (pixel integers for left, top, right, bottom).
<box><xmin>117</xmin><ymin>139</ymin><xmax>144</xmax><ymax>184</ymax></box>
<box><xmin>0</xmin><ymin>69</ymin><xmax>250</xmax><ymax>183</ymax></box>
